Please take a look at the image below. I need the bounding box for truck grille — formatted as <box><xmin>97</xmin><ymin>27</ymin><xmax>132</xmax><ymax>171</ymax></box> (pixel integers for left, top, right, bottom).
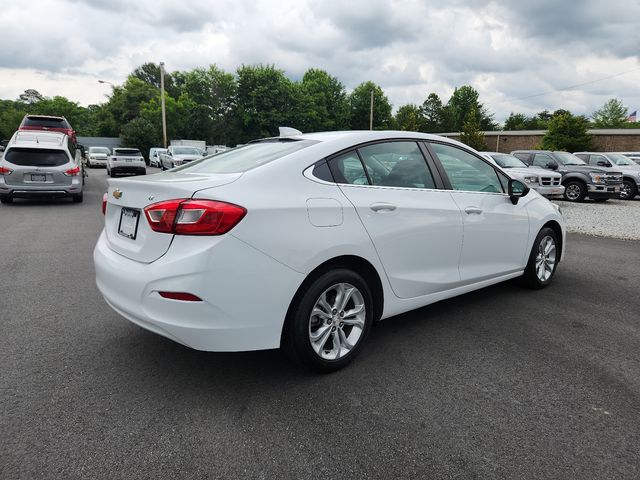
<box><xmin>540</xmin><ymin>176</ymin><xmax>561</xmax><ymax>186</ymax></box>
<box><xmin>605</xmin><ymin>174</ymin><xmax>623</xmax><ymax>185</ymax></box>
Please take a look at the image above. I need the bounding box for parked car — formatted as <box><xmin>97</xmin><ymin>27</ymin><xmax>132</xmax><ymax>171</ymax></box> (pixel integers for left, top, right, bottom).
<box><xmin>94</xmin><ymin>130</ymin><xmax>566</xmax><ymax>372</ymax></box>
<box><xmin>481</xmin><ymin>152</ymin><xmax>564</xmax><ymax>198</ymax></box>
<box><xmin>0</xmin><ymin>131</ymin><xmax>83</xmax><ymax>203</ymax></box>
<box><xmin>574</xmin><ymin>152</ymin><xmax>640</xmax><ymax>200</ymax></box>
<box><xmin>160</xmin><ymin>145</ymin><xmax>205</xmax><ymax>170</ymax></box>
<box><xmin>148</xmin><ymin>148</ymin><xmax>167</xmax><ymax>168</ymax></box>
<box><xmin>511</xmin><ymin>150</ymin><xmax>623</xmax><ymax>202</ymax></box>
<box><xmin>107</xmin><ymin>148</ymin><xmax>146</xmax><ymax>177</ymax></box>
<box><xmin>19</xmin><ymin>115</ymin><xmax>77</xmax><ymax>144</ymax></box>
<box><xmin>87</xmin><ymin>146</ymin><xmax>111</xmax><ymax>168</ymax></box>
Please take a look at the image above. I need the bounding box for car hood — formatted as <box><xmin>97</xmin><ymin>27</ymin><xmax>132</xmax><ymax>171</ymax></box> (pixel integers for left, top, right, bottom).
<box><xmin>503</xmin><ymin>167</ymin><xmax>560</xmax><ymax>177</ymax></box>
<box><xmin>558</xmin><ymin>165</ymin><xmax>608</xmax><ymax>173</ymax></box>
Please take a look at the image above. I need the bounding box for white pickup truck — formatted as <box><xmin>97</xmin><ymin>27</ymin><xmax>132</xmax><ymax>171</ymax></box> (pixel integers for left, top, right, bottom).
<box><xmin>159</xmin><ymin>145</ymin><xmax>205</xmax><ymax>170</ymax></box>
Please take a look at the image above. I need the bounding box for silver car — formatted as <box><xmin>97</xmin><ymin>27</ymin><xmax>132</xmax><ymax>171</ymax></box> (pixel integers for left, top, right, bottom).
<box><xmin>87</xmin><ymin>146</ymin><xmax>111</xmax><ymax>168</ymax></box>
<box><xmin>0</xmin><ymin>131</ymin><xmax>83</xmax><ymax>204</ymax></box>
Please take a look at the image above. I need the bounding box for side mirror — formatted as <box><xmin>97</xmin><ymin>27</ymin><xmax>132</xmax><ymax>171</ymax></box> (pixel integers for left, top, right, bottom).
<box><xmin>545</xmin><ymin>162</ymin><xmax>558</xmax><ymax>170</ymax></box>
<box><xmin>508</xmin><ymin>179</ymin><xmax>529</xmax><ymax>205</ymax></box>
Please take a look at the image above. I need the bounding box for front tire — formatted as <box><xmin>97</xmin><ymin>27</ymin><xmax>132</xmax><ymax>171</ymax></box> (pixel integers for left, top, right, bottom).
<box><xmin>563</xmin><ymin>180</ymin><xmax>587</xmax><ymax>202</ymax></box>
<box><xmin>619</xmin><ymin>180</ymin><xmax>637</xmax><ymax>200</ymax></box>
<box><xmin>522</xmin><ymin>227</ymin><xmax>559</xmax><ymax>289</ymax></box>
<box><xmin>282</xmin><ymin>269</ymin><xmax>374</xmax><ymax>373</ymax></box>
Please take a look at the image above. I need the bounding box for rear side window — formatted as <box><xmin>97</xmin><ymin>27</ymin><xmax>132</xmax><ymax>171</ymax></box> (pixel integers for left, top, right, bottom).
<box><xmin>329</xmin><ymin>152</ymin><xmax>369</xmax><ymax>184</ymax></box>
<box><xmin>4</xmin><ymin>148</ymin><xmax>70</xmax><ymax>167</ymax></box>
<box><xmin>358</xmin><ymin>142</ymin><xmax>435</xmax><ymax>189</ymax></box>
<box><xmin>22</xmin><ymin>117</ymin><xmax>69</xmax><ymax>129</ymax></box>
<box><xmin>177</xmin><ymin>140</ymin><xmax>317</xmax><ymax>174</ymax></box>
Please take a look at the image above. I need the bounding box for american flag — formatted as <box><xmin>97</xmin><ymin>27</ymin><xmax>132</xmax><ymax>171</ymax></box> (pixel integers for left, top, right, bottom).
<box><xmin>627</xmin><ymin>110</ymin><xmax>637</xmax><ymax>122</ymax></box>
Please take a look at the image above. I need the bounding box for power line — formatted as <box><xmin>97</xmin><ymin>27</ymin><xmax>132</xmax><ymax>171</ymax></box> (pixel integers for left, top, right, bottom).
<box><xmin>514</xmin><ymin>67</ymin><xmax>640</xmax><ymax>101</ymax></box>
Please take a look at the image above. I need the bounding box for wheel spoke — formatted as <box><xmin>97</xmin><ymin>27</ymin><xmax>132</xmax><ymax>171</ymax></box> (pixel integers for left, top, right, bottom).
<box><xmin>343</xmin><ymin>303</ymin><xmax>364</xmax><ymax>319</ymax></box>
<box><xmin>342</xmin><ymin>317</ymin><xmax>364</xmax><ymax>330</ymax></box>
<box><xmin>338</xmin><ymin>328</ymin><xmax>354</xmax><ymax>350</ymax></box>
<box><xmin>310</xmin><ymin>326</ymin><xmax>332</xmax><ymax>353</ymax></box>
<box><xmin>338</xmin><ymin>285</ymin><xmax>355</xmax><ymax>311</ymax></box>
<box><xmin>312</xmin><ymin>307</ymin><xmax>331</xmax><ymax>320</ymax></box>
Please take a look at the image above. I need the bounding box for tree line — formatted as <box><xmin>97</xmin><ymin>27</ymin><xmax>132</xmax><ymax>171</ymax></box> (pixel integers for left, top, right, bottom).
<box><xmin>0</xmin><ymin>62</ymin><xmax>637</xmax><ymax>156</ymax></box>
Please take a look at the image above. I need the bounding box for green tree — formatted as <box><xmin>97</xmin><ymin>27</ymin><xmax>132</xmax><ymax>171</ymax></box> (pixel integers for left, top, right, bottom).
<box><xmin>446</xmin><ymin>85</ymin><xmax>496</xmax><ymax>131</ymax></box>
<box><xmin>0</xmin><ymin>100</ymin><xmax>27</xmax><ymax>141</ymax></box>
<box><xmin>419</xmin><ymin>93</ymin><xmax>447</xmax><ymax>132</ymax></box>
<box><xmin>235</xmin><ymin>64</ymin><xmax>299</xmax><ymax>142</ymax></box>
<box><xmin>503</xmin><ymin>113</ymin><xmax>528</xmax><ymax>130</ymax></box>
<box><xmin>120</xmin><ymin>117</ymin><xmax>159</xmax><ymax>161</ymax></box>
<box><xmin>18</xmin><ymin>89</ymin><xmax>44</xmax><ymax>104</ymax></box>
<box><xmin>31</xmin><ymin>96</ymin><xmax>92</xmax><ymax>135</ymax></box>
<box><xmin>591</xmin><ymin>98</ymin><xmax>628</xmax><ymax>128</ymax></box>
<box><xmin>541</xmin><ymin>112</ymin><xmax>592</xmax><ymax>151</ymax></box>
<box><xmin>459</xmin><ymin>107</ymin><xmax>487</xmax><ymax>150</ymax></box>
<box><xmin>106</xmin><ymin>77</ymin><xmax>159</xmax><ymax>128</ymax></box>
<box><xmin>349</xmin><ymin>81</ymin><xmax>392</xmax><ymax>130</ymax></box>
<box><xmin>395</xmin><ymin>104</ymin><xmax>422</xmax><ymax>131</ymax></box>
<box><xmin>298</xmin><ymin>69</ymin><xmax>350</xmax><ymax>132</ymax></box>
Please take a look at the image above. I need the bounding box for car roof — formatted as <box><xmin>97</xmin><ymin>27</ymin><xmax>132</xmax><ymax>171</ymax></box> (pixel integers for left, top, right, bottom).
<box><xmin>8</xmin><ymin>130</ymin><xmax>68</xmax><ymax>148</ymax></box>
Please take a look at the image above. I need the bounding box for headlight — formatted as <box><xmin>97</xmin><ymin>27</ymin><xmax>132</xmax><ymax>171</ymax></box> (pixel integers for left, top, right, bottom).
<box><xmin>589</xmin><ymin>173</ymin><xmax>605</xmax><ymax>184</ymax></box>
<box><xmin>89</xmin><ymin>156</ymin><xmax>96</xmax><ymax>160</ymax></box>
<box><xmin>524</xmin><ymin>176</ymin><xmax>538</xmax><ymax>184</ymax></box>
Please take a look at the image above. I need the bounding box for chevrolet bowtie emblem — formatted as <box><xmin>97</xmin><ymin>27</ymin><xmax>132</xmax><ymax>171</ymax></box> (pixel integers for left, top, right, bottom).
<box><xmin>113</xmin><ymin>189</ymin><xmax>123</xmax><ymax>200</ymax></box>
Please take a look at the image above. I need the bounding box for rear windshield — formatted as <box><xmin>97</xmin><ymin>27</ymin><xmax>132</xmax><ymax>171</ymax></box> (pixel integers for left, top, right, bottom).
<box><xmin>176</xmin><ymin>140</ymin><xmax>317</xmax><ymax>174</ymax></box>
<box><xmin>114</xmin><ymin>149</ymin><xmax>141</xmax><ymax>156</ymax></box>
<box><xmin>22</xmin><ymin>117</ymin><xmax>70</xmax><ymax>129</ymax></box>
<box><xmin>4</xmin><ymin>148</ymin><xmax>70</xmax><ymax>167</ymax></box>
<box><xmin>89</xmin><ymin>147</ymin><xmax>110</xmax><ymax>154</ymax></box>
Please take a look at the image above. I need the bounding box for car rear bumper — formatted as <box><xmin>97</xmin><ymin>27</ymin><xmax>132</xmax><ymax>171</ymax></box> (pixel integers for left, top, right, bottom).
<box><xmin>534</xmin><ymin>185</ymin><xmax>565</xmax><ymax>197</ymax></box>
<box><xmin>93</xmin><ymin>230</ymin><xmax>305</xmax><ymax>352</ymax></box>
<box><xmin>110</xmin><ymin>166</ymin><xmax>146</xmax><ymax>174</ymax></box>
<box><xmin>0</xmin><ymin>178</ymin><xmax>82</xmax><ymax>197</ymax></box>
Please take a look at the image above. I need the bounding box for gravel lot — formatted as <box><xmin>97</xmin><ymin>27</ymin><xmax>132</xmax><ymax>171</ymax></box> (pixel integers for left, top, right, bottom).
<box><xmin>556</xmin><ymin>197</ymin><xmax>640</xmax><ymax>240</ymax></box>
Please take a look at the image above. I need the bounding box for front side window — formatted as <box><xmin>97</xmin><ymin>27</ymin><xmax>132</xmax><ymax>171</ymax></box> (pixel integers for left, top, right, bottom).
<box><xmin>589</xmin><ymin>154</ymin><xmax>608</xmax><ymax>166</ymax></box>
<box><xmin>357</xmin><ymin>142</ymin><xmax>436</xmax><ymax>189</ymax></box>
<box><xmin>533</xmin><ymin>153</ymin><xmax>556</xmax><ymax>168</ymax></box>
<box><xmin>431</xmin><ymin>143</ymin><xmax>504</xmax><ymax>193</ymax></box>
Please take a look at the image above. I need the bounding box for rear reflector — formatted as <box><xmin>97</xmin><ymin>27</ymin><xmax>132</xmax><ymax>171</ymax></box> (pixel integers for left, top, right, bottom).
<box><xmin>158</xmin><ymin>291</ymin><xmax>202</xmax><ymax>302</ymax></box>
<box><xmin>144</xmin><ymin>198</ymin><xmax>246</xmax><ymax>235</ymax></box>
<box><xmin>102</xmin><ymin>193</ymin><xmax>108</xmax><ymax>215</ymax></box>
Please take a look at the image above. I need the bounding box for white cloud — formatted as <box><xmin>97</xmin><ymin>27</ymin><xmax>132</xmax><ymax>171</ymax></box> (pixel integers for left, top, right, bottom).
<box><xmin>0</xmin><ymin>0</ymin><xmax>638</xmax><ymax>122</ymax></box>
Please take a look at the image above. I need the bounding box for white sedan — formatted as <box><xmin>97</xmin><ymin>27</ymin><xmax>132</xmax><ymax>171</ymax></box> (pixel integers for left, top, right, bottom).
<box><xmin>94</xmin><ymin>130</ymin><xmax>566</xmax><ymax>372</ymax></box>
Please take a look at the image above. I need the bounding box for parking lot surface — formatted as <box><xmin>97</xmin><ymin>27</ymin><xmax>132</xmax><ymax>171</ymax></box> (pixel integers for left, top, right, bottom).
<box><xmin>1</xmin><ymin>168</ymin><xmax>639</xmax><ymax>479</ymax></box>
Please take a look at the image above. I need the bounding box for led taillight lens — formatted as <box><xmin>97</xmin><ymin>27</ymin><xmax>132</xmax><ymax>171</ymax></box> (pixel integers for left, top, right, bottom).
<box><xmin>0</xmin><ymin>166</ymin><xmax>13</xmax><ymax>175</ymax></box>
<box><xmin>144</xmin><ymin>199</ymin><xmax>246</xmax><ymax>235</ymax></box>
<box><xmin>64</xmin><ymin>166</ymin><xmax>81</xmax><ymax>176</ymax></box>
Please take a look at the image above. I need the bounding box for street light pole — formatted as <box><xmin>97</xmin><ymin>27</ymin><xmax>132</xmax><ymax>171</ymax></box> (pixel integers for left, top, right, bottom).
<box><xmin>369</xmin><ymin>89</ymin><xmax>374</xmax><ymax>130</ymax></box>
<box><xmin>160</xmin><ymin>62</ymin><xmax>167</xmax><ymax>149</ymax></box>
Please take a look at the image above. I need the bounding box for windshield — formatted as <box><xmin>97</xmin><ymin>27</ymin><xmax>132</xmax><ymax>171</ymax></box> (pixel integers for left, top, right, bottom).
<box><xmin>607</xmin><ymin>154</ymin><xmax>636</xmax><ymax>165</ymax></box>
<box><xmin>89</xmin><ymin>147</ymin><xmax>110</xmax><ymax>154</ymax></box>
<box><xmin>175</xmin><ymin>139</ymin><xmax>317</xmax><ymax>174</ymax></box>
<box><xmin>490</xmin><ymin>153</ymin><xmax>528</xmax><ymax>168</ymax></box>
<box><xmin>554</xmin><ymin>152</ymin><xmax>586</xmax><ymax>165</ymax></box>
<box><xmin>173</xmin><ymin>147</ymin><xmax>201</xmax><ymax>155</ymax></box>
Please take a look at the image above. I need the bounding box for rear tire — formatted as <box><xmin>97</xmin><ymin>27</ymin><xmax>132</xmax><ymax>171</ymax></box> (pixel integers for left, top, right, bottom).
<box><xmin>72</xmin><ymin>192</ymin><xmax>83</xmax><ymax>203</ymax></box>
<box><xmin>563</xmin><ymin>180</ymin><xmax>587</xmax><ymax>202</ymax></box>
<box><xmin>282</xmin><ymin>269</ymin><xmax>374</xmax><ymax>373</ymax></box>
<box><xmin>522</xmin><ymin>227</ymin><xmax>559</xmax><ymax>289</ymax></box>
<box><xmin>0</xmin><ymin>195</ymin><xmax>13</xmax><ymax>204</ymax></box>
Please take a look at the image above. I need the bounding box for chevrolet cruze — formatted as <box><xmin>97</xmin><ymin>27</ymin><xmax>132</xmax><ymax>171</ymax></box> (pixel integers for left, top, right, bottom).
<box><xmin>94</xmin><ymin>130</ymin><xmax>566</xmax><ymax>372</ymax></box>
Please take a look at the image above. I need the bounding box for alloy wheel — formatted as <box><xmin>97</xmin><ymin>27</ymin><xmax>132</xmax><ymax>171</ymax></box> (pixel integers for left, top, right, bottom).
<box><xmin>535</xmin><ymin>235</ymin><xmax>557</xmax><ymax>282</ymax></box>
<box><xmin>308</xmin><ymin>283</ymin><xmax>365</xmax><ymax>361</ymax></box>
<box><xmin>565</xmin><ymin>184</ymin><xmax>581</xmax><ymax>201</ymax></box>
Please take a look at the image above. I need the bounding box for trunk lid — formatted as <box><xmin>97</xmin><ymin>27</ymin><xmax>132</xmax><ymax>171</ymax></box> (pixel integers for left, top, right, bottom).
<box><xmin>104</xmin><ymin>171</ymin><xmax>242</xmax><ymax>263</ymax></box>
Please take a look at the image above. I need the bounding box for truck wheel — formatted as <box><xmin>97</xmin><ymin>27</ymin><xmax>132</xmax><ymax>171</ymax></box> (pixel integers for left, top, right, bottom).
<box><xmin>619</xmin><ymin>180</ymin><xmax>637</xmax><ymax>200</ymax></box>
<box><xmin>522</xmin><ymin>227</ymin><xmax>559</xmax><ymax>289</ymax></box>
<box><xmin>563</xmin><ymin>180</ymin><xmax>587</xmax><ymax>202</ymax></box>
<box><xmin>0</xmin><ymin>195</ymin><xmax>13</xmax><ymax>204</ymax></box>
<box><xmin>282</xmin><ymin>268</ymin><xmax>373</xmax><ymax>373</ymax></box>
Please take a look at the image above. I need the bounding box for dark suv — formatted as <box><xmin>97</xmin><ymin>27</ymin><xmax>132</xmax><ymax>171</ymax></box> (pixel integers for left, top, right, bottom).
<box><xmin>19</xmin><ymin>115</ymin><xmax>77</xmax><ymax>144</ymax></box>
<box><xmin>511</xmin><ymin>150</ymin><xmax>623</xmax><ymax>202</ymax></box>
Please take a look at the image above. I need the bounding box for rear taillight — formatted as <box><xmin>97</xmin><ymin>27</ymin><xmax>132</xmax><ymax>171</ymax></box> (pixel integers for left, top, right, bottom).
<box><xmin>64</xmin><ymin>166</ymin><xmax>81</xmax><ymax>176</ymax></box>
<box><xmin>144</xmin><ymin>199</ymin><xmax>246</xmax><ymax>235</ymax></box>
<box><xmin>102</xmin><ymin>193</ymin><xmax>108</xmax><ymax>215</ymax></box>
<box><xmin>0</xmin><ymin>166</ymin><xmax>12</xmax><ymax>175</ymax></box>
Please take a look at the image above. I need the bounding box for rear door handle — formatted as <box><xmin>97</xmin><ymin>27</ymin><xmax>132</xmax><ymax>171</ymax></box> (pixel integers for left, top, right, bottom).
<box><xmin>464</xmin><ymin>207</ymin><xmax>483</xmax><ymax>215</ymax></box>
<box><xmin>370</xmin><ymin>202</ymin><xmax>397</xmax><ymax>212</ymax></box>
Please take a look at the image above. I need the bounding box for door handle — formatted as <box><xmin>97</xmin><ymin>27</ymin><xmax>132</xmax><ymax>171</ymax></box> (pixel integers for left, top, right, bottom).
<box><xmin>464</xmin><ymin>207</ymin><xmax>483</xmax><ymax>215</ymax></box>
<box><xmin>370</xmin><ymin>202</ymin><xmax>397</xmax><ymax>212</ymax></box>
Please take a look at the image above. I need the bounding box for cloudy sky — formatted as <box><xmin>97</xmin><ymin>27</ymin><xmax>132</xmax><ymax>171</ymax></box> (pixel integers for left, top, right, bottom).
<box><xmin>1</xmin><ymin>0</ymin><xmax>639</xmax><ymax>122</ymax></box>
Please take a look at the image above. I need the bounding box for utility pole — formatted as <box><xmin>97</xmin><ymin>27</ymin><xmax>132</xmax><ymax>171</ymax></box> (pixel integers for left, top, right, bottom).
<box><xmin>369</xmin><ymin>90</ymin><xmax>374</xmax><ymax>130</ymax></box>
<box><xmin>160</xmin><ymin>62</ymin><xmax>167</xmax><ymax>148</ymax></box>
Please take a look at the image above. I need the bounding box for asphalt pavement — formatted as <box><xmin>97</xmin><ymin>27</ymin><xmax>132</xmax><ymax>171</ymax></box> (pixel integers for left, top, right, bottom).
<box><xmin>1</xmin><ymin>168</ymin><xmax>639</xmax><ymax>479</ymax></box>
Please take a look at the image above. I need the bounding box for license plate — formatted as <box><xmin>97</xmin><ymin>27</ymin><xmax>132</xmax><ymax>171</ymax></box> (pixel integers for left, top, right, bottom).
<box><xmin>118</xmin><ymin>208</ymin><xmax>140</xmax><ymax>240</ymax></box>
<box><xmin>31</xmin><ymin>174</ymin><xmax>46</xmax><ymax>182</ymax></box>
<box><xmin>125</xmin><ymin>159</ymin><xmax>133</xmax><ymax>163</ymax></box>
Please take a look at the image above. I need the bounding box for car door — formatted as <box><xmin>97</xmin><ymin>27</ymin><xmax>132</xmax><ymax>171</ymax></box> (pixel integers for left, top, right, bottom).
<box><xmin>329</xmin><ymin>141</ymin><xmax>463</xmax><ymax>299</ymax></box>
<box><xmin>428</xmin><ymin>142</ymin><xmax>530</xmax><ymax>283</ymax></box>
